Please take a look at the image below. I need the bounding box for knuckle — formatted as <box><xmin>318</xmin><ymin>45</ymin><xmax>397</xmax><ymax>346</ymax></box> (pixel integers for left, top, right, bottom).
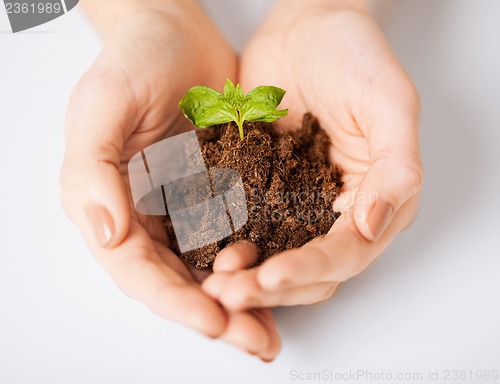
<box><xmin>322</xmin><ymin>283</ymin><xmax>338</xmax><ymax>300</ymax></box>
<box><xmin>96</xmin><ymin>142</ymin><xmax>122</xmax><ymax>167</ymax></box>
<box><xmin>399</xmin><ymin>195</ymin><xmax>421</xmax><ymax>232</ymax></box>
<box><xmin>235</xmin><ymin>293</ymin><xmax>255</xmax><ymax>309</ymax></box>
<box><xmin>313</xmin><ymin>283</ymin><xmax>338</xmax><ymax>305</ymax></box>
<box><xmin>403</xmin><ymin>162</ymin><xmax>424</xmax><ymax>193</ymax></box>
<box><xmin>229</xmin><ymin>282</ymin><xmax>256</xmax><ymax>309</ymax></box>
<box><xmin>401</xmin><ymin>78</ymin><xmax>420</xmax><ymax>106</ymax></box>
<box><xmin>376</xmin><ymin>158</ymin><xmax>424</xmax><ymax>196</ymax></box>
<box><xmin>379</xmin><ymin>72</ymin><xmax>420</xmax><ymax>112</ymax></box>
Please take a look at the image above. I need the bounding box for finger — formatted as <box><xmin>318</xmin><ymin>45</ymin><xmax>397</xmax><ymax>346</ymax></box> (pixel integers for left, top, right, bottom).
<box><xmin>212</xmin><ymin>241</ymin><xmax>259</xmax><ymax>272</ymax></box>
<box><xmin>188</xmin><ymin>267</ymin><xmax>213</xmax><ymax>284</ymax></box>
<box><xmin>60</xmin><ymin>57</ymin><xmax>141</xmax><ymax>250</ymax></box>
<box><xmin>256</xmin><ymin>209</ymin><xmax>397</xmax><ymax>290</ymax></box>
<box><xmin>256</xmin><ymin>282</ymin><xmax>340</xmax><ymax>307</ymax></box>
<box><xmin>249</xmin><ymin>309</ymin><xmax>281</xmax><ymax>362</ymax></box>
<box><xmin>239</xmin><ymin>282</ymin><xmax>340</xmax><ymax>309</ymax></box>
<box><xmin>207</xmin><ymin>263</ymin><xmax>337</xmax><ymax>310</ymax></box>
<box><xmin>211</xmin><ymin>265</ymin><xmax>340</xmax><ymax>309</ymax></box>
<box><xmin>354</xmin><ymin>76</ymin><xmax>423</xmax><ymax>241</ymax></box>
<box><xmin>204</xmin><ymin>241</ymin><xmax>259</xmax><ymax>303</ymax></box>
<box><xmin>202</xmin><ymin>272</ymin><xmax>234</xmax><ymax>299</ymax></box>
<box><xmin>206</xmin><ymin>269</ymin><xmax>262</xmax><ymax>312</ymax></box>
<box><xmin>94</xmin><ymin>218</ymin><xmax>228</xmax><ymax>338</ymax></box>
<box><xmin>220</xmin><ymin>311</ymin><xmax>271</xmax><ymax>356</ymax></box>
<box><xmin>203</xmin><ymin>273</ymin><xmax>281</xmax><ymax>360</ymax></box>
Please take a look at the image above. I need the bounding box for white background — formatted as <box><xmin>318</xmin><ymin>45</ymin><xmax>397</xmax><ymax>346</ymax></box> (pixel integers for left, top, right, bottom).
<box><xmin>1</xmin><ymin>1</ymin><xmax>499</xmax><ymax>383</ymax></box>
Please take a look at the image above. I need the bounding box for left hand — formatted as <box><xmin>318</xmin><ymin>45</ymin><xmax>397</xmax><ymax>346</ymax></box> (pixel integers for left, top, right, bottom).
<box><xmin>61</xmin><ymin>6</ymin><xmax>280</xmax><ymax>360</ymax></box>
<box><xmin>202</xmin><ymin>0</ymin><xmax>423</xmax><ymax>310</ymax></box>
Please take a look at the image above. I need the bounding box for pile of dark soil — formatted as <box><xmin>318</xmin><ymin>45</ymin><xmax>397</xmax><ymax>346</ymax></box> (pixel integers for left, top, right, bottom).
<box><xmin>165</xmin><ymin>113</ymin><xmax>342</xmax><ymax>269</ymax></box>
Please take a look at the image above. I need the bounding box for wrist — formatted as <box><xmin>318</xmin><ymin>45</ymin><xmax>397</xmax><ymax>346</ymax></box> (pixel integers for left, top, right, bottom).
<box><xmin>81</xmin><ymin>0</ymin><xmax>198</xmax><ymax>39</ymax></box>
<box><xmin>273</xmin><ymin>0</ymin><xmax>368</xmax><ymax>16</ymax></box>
<box><xmin>263</xmin><ymin>0</ymin><xmax>369</xmax><ymax>32</ymax></box>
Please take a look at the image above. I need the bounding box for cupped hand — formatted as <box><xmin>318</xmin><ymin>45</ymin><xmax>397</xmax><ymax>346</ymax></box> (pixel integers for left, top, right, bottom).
<box><xmin>60</xmin><ymin>8</ymin><xmax>280</xmax><ymax>361</ymax></box>
<box><xmin>203</xmin><ymin>1</ymin><xmax>423</xmax><ymax>310</ymax></box>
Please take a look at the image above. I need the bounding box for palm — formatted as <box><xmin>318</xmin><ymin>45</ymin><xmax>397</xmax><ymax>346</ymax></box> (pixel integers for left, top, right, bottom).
<box><xmin>106</xmin><ymin>16</ymin><xmax>236</xmax><ymax>282</ymax></box>
<box><xmin>121</xmin><ymin>140</ymin><xmax>213</xmax><ymax>284</ymax></box>
<box><xmin>63</xmin><ymin>11</ymin><xmax>281</xmax><ymax>358</ymax></box>
<box><xmin>202</xmin><ymin>6</ymin><xmax>421</xmax><ymax>313</ymax></box>
<box><xmin>240</xmin><ymin>11</ymin><xmax>404</xmax><ymax>208</ymax></box>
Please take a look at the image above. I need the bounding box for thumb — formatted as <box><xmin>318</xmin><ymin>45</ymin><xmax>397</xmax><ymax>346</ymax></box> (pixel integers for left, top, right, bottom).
<box><xmin>353</xmin><ymin>80</ymin><xmax>423</xmax><ymax>242</ymax></box>
<box><xmin>354</xmin><ymin>158</ymin><xmax>423</xmax><ymax>242</ymax></box>
<box><xmin>60</xmin><ymin>62</ymin><xmax>138</xmax><ymax>249</ymax></box>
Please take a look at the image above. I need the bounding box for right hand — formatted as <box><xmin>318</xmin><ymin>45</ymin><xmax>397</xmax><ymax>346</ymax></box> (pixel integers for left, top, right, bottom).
<box><xmin>203</xmin><ymin>0</ymin><xmax>422</xmax><ymax>312</ymax></box>
<box><xmin>60</xmin><ymin>8</ymin><xmax>280</xmax><ymax>361</ymax></box>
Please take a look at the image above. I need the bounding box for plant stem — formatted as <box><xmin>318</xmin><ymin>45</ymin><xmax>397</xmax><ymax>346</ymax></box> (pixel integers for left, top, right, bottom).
<box><xmin>237</xmin><ymin>121</ymin><xmax>244</xmax><ymax>140</ymax></box>
<box><xmin>235</xmin><ymin>110</ymin><xmax>244</xmax><ymax>140</ymax></box>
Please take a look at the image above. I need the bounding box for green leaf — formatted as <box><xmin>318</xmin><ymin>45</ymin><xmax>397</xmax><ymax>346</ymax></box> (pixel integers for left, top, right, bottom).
<box><xmin>246</xmin><ymin>86</ymin><xmax>286</xmax><ymax>108</ymax></box>
<box><xmin>241</xmin><ymin>103</ymin><xmax>288</xmax><ymax>123</ymax></box>
<box><xmin>242</xmin><ymin>85</ymin><xmax>288</xmax><ymax>122</ymax></box>
<box><xmin>223</xmin><ymin>79</ymin><xmax>236</xmax><ymax>99</ymax></box>
<box><xmin>235</xmin><ymin>83</ymin><xmax>245</xmax><ymax>102</ymax></box>
<box><xmin>178</xmin><ymin>81</ymin><xmax>288</xmax><ymax>139</ymax></box>
<box><xmin>195</xmin><ymin>105</ymin><xmax>235</xmax><ymax>128</ymax></box>
<box><xmin>179</xmin><ymin>85</ymin><xmax>237</xmax><ymax>128</ymax></box>
<box><xmin>223</xmin><ymin>79</ymin><xmax>245</xmax><ymax>109</ymax></box>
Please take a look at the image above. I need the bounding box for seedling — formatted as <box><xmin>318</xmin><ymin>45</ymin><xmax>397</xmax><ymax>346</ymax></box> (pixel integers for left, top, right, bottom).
<box><xmin>179</xmin><ymin>79</ymin><xmax>288</xmax><ymax>140</ymax></box>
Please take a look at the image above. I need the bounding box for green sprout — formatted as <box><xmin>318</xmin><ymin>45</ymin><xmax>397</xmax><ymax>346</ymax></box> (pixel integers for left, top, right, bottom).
<box><xmin>178</xmin><ymin>79</ymin><xmax>288</xmax><ymax>140</ymax></box>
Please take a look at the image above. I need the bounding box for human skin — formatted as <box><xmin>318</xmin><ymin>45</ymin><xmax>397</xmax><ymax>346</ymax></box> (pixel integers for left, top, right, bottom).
<box><xmin>62</xmin><ymin>0</ymin><xmax>422</xmax><ymax>361</ymax></box>
<box><xmin>60</xmin><ymin>0</ymin><xmax>280</xmax><ymax>361</ymax></box>
<box><xmin>203</xmin><ymin>0</ymin><xmax>423</xmax><ymax>310</ymax></box>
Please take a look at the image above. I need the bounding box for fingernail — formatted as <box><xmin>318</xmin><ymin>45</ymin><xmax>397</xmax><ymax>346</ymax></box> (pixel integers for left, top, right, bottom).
<box><xmin>260</xmin><ymin>357</ymin><xmax>275</xmax><ymax>363</ymax></box>
<box><xmin>367</xmin><ymin>201</ymin><xmax>393</xmax><ymax>241</ymax></box>
<box><xmin>87</xmin><ymin>205</ymin><xmax>115</xmax><ymax>248</ymax></box>
<box><xmin>245</xmin><ymin>348</ymin><xmax>259</xmax><ymax>356</ymax></box>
